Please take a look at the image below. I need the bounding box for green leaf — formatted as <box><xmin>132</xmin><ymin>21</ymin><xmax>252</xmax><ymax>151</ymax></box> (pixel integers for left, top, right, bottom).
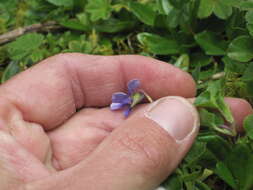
<box><xmin>222</xmin><ymin>0</ymin><xmax>240</xmax><ymax>7</ymax></box>
<box><xmin>163</xmin><ymin>174</ymin><xmax>183</xmax><ymax>189</ymax></box>
<box><xmin>225</xmin><ymin>144</ymin><xmax>253</xmax><ymax>190</ymax></box>
<box><xmin>213</xmin><ymin>2</ymin><xmax>233</xmax><ymax>19</ymax></box>
<box><xmin>7</xmin><ymin>33</ymin><xmax>44</xmax><ymax>61</ymax></box>
<box><xmin>195</xmin><ymin>80</ymin><xmax>234</xmax><ymax>124</ymax></box>
<box><xmin>244</xmin><ymin>114</ymin><xmax>253</xmax><ymax>140</ymax></box>
<box><xmin>137</xmin><ymin>33</ymin><xmax>181</xmax><ymax>55</ymax></box>
<box><xmin>86</xmin><ymin>0</ymin><xmax>112</xmax><ymax>22</ymax></box>
<box><xmin>198</xmin><ymin>0</ymin><xmax>215</xmax><ymax>18</ymax></box>
<box><xmin>247</xmin><ymin>23</ymin><xmax>253</xmax><ymax>36</ymax></box>
<box><xmin>241</xmin><ymin>62</ymin><xmax>253</xmax><ymax>81</ymax></box>
<box><xmin>199</xmin><ymin>108</ymin><xmax>236</xmax><ymax>136</ymax></box>
<box><xmin>228</xmin><ymin>35</ymin><xmax>253</xmax><ymax>62</ymax></box>
<box><xmin>60</xmin><ymin>19</ymin><xmax>89</xmax><ymax>31</ymax></box>
<box><xmin>240</xmin><ymin>1</ymin><xmax>253</xmax><ymax>10</ymax></box>
<box><xmin>128</xmin><ymin>2</ymin><xmax>156</xmax><ymax>26</ymax></box>
<box><xmin>95</xmin><ymin>18</ymin><xmax>135</xmax><ymax>33</ymax></box>
<box><xmin>185</xmin><ymin>141</ymin><xmax>207</xmax><ymax>164</ymax></box>
<box><xmin>46</xmin><ymin>0</ymin><xmax>73</xmax><ymax>7</ymax></box>
<box><xmin>223</xmin><ymin>56</ymin><xmax>246</xmax><ymax>74</ymax></box>
<box><xmin>215</xmin><ymin>162</ymin><xmax>237</xmax><ymax>189</ymax></box>
<box><xmin>199</xmin><ymin>109</ymin><xmax>223</xmax><ymax>128</ymax></box>
<box><xmin>156</xmin><ymin>0</ymin><xmax>173</xmax><ymax>15</ymax></box>
<box><xmin>245</xmin><ymin>11</ymin><xmax>253</xmax><ymax>24</ymax></box>
<box><xmin>194</xmin><ymin>31</ymin><xmax>227</xmax><ymax>55</ymax></box>
<box><xmin>174</xmin><ymin>54</ymin><xmax>190</xmax><ymax>71</ymax></box>
<box><xmin>199</xmin><ymin>135</ymin><xmax>232</xmax><ymax>161</ymax></box>
<box><xmin>1</xmin><ymin>61</ymin><xmax>21</xmax><ymax>83</ymax></box>
<box><xmin>198</xmin><ymin>0</ymin><xmax>233</xmax><ymax>19</ymax></box>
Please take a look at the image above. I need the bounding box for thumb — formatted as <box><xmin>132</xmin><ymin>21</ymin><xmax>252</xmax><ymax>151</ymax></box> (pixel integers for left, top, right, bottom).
<box><xmin>27</xmin><ymin>96</ymin><xmax>199</xmax><ymax>190</ymax></box>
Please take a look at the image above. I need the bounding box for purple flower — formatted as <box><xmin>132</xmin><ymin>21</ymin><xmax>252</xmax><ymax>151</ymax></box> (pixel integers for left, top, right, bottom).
<box><xmin>110</xmin><ymin>79</ymin><xmax>152</xmax><ymax>117</ymax></box>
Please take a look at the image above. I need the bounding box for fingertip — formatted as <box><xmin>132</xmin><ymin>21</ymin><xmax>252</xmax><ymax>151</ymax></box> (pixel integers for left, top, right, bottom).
<box><xmin>225</xmin><ymin>97</ymin><xmax>253</xmax><ymax>132</ymax></box>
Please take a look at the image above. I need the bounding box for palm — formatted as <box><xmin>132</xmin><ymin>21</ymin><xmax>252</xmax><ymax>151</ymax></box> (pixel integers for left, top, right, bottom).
<box><xmin>1</xmin><ymin>104</ymin><xmax>128</xmax><ymax>190</ymax></box>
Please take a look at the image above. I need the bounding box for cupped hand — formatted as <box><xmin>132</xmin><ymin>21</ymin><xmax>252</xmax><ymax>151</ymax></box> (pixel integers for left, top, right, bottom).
<box><xmin>0</xmin><ymin>54</ymin><xmax>252</xmax><ymax>190</ymax></box>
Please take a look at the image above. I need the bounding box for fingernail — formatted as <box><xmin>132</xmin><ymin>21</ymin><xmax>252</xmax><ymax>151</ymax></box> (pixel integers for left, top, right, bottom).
<box><xmin>145</xmin><ymin>96</ymin><xmax>199</xmax><ymax>141</ymax></box>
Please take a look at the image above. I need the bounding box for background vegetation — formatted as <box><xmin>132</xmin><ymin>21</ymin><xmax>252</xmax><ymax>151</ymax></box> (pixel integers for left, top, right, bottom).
<box><xmin>0</xmin><ymin>0</ymin><xmax>253</xmax><ymax>189</ymax></box>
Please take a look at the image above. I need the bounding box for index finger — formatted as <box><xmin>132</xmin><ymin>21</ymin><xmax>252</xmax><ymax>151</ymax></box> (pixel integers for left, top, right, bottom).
<box><xmin>0</xmin><ymin>53</ymin><xmax>196</xmax><ymax>130</ymax></box>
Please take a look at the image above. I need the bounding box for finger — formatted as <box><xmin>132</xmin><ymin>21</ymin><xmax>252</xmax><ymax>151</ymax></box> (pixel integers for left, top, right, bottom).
<box><xmin>224</xmin><ymin>97</ymin><xmax>253</xmax><ymax>132</ymax></box>
<box><xmin>28</xmin><ymin>96</ymin><xmax>199</xmax><ymax>190</ymax></box>
<box><xmin>0</xmin><ymin>54</ymin><xmax>196</xmax><ymax>130</ymax></box>
<box><xmin>189</xmin><ymin>97</ymin><xmax>253</xmax><ymax>131</ymax></box>
<box><xmin>48</xmin><ymin>97</ymin><xmax>252</xmax><ymax>170</ymax></box>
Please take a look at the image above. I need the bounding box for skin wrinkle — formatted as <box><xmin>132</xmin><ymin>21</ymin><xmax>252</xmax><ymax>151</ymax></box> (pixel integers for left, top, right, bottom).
<box><xmin>50</xmin><ymin>61</ymin><xmax>76</xmax><ymax>128</ymax></box>
<box><xmin>80</xmin><ymin>56</ymin><xmax>124</xmax><ymax>107</ymax></box>
<box><xmin>73</xmin><ymin>58</ymin><xmax>101</xmax><ymax>107</ymax></box>
<box><xmin>116</xmin><ymin>130</ymin><xmax>161</xmax><ymax>175</ymax></box>
<box><xmin>117</xmin><ymin>56</ymin><xmax>128</xmax><ymax>96</ymax></box>
<box><xmin>62</xmin><ymin>55</ymin><xmax>86</xmax><ymax>110</ymax></box>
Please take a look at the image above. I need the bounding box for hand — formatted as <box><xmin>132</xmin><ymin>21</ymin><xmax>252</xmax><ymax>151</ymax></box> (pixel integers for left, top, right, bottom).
<box><xmin>0</xmin><ymin>54</ymin><xmax>251</xmax><ymax>190</ymax></box>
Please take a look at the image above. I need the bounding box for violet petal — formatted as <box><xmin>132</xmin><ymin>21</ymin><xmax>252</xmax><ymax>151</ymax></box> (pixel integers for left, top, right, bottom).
<box><xmin>127</xmin><ymin>79</ymin><xmax>140</xmax><ymax>95</ymax></box>
<box><xmin>110</xmin><ymin>103</ymin><xmax>124</xmax><ymax>110</ymax></box>
<box><xmin>112</xmin><ymin>92</ymin><xmax>129</xmax><ymax>103</ymax></box>
<box><xmin>124</xmin><ymin>107</ymin><xmax>131</xmax><ymax>117</ymax></box>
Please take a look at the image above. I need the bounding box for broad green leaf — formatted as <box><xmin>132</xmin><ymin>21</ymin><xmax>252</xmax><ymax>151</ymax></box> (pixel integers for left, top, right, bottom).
<box><xmin>199</xmin><ymin>109</ymin><xmax>223</xmax><ymax>128</ymax></box>
<box><xmin>168</xmin><ymin>0</ymin><xmax>190</xmax><ymax>9</ymax></box>
<box><xmin>128</xmin><ymin>2</ymin><xmax>156</xmax><ymax>26</ymax></box>
<box><xmin>46</xmin><ymin>0</ymin><xmax>73</xmax><ymax>7</ymax></box>
<box><xmin>246</xmin><ymin>11</ymin><xmax>253</xmax><ymax>35</ymax></box>
<box><xmin>244</xmin><ymin>114</ymin><xmax>253</xmax><ymax>140</ymax></box>
<box><xmin>225</xmin><ymin>144</ymin><xmax>253</xmax><ymax>190</ymax></box>
<box><xmin>60</xmin><ymin>19</ymin><xmax>89</xmax><ymax>31</ymax></box>
<box><xmin>215</xmin><ymin>162</ymin><xmax>237</xmax><ymax>189</ymax></box>
<box><xmin>228</xmin><ymin>36</ymin><xmax>253</xmax><ymax>62</ymax></box>
<box><xmin>195</xmin><ymin>80</ymin><xmax>234</xmax><ymax>124</ymax></box>
<box><xmin>156</xmin><ymin>0</ymin><xmax>173</xmax><ymax>15</ymax></box>
<box><xmin>195</xmin><ymin>31</ymin><xmax>227</xmax><ymax>55</ymax></box>
<box><xmin>198</xmin><ymin>0</ymin><xmax>233</xmax><ymax>19</ymax></box>
<box><xmin>185</xmin><ymin>141</ymin><xmax>207</xmax><ymax>164</ymax></box>
<box><xmin>213</xmin><ymin>2</ymin><xmax>233</xmax><ymax>19</ymax></box>
<box><xmin>77</xmin><ymin>13</ymin><xmax>90</xmax><ymax>26</ymax></box>
<box><xmin>174</xmin><ymin>54</ymin><xmax>189</xmax><ymax>71</ymax></box>
<box><xmin>240</xmin><ymin>1</ymin><xmax>253</xmax><ymax>10</ymax></box>
<box><xmin>198</xmin><ymin>135</ymin><xmax>231</xmax><ymax>161</ymax></box>
<box><xmin>241</xmin><ymin>62</ymin><xmax>253</xmax><ymax>81</ymax></box>
<box><xmin>7</xmin><ymin>33</ymin><xmax>44</xmax><ymax>60</ymax></box>
<box><xmin>163</xmin><ymin>174</ymin><xmax>183</xmax><ymax>189</ymax></box>
<box><xmin>67</xmin><ymin>40</ymin><xmax>92</xmax><ymax>53</ymax></box>
<box><xmin>195</xmin><ymin>180</ymin><xmax>212</xmax><ymax>190</ymax></box>
<box><xmin>199</xmin><ymin>108</ymin><xmax>235</xmax><ymax>136</ymax></box>
<box><xmin>198</xmin><ymin>0</ymin><xmax>215</xmax><ymax>18</ymax></box>
<box><xmin>245</xmin><ymin>11</ymin><xmax>253</xmax><ymax>24</ymax></box>
<box><xmin>222</xmin><ymin>0</ymin><xmax>240</xmax><ymax>7</ymax></box>
<box><xmin>137</xmin><ymin>33</ymin><xmax>180</xmax><ymax>55</ymax></box>
<box><xmin>223</xmin><ymin>56</ymin><xmax>246</xmax><ymax>74</ymax></box>
<box><xmin>30</xmin><ymin>49</ymin><xmax>44</xmax><ymax>63</ymax></box>
<box><xmin>86</xmin><ymin>0</ymin><xmax>111</xmax><ymax>22</ymax></box>
<box><xmin>1</xmin><ymin>61</ymin><xmax>21</xmax><ymax>83</ymax></box>
<box><xmin>247</xmin><ymin>23</ymin><xmax>253</xmax><ymax>36</ymax></box>
<box><xmin>95</xmin><ymin>18</ymin><xmax>135</xmax><ymax>33</ymax></box>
